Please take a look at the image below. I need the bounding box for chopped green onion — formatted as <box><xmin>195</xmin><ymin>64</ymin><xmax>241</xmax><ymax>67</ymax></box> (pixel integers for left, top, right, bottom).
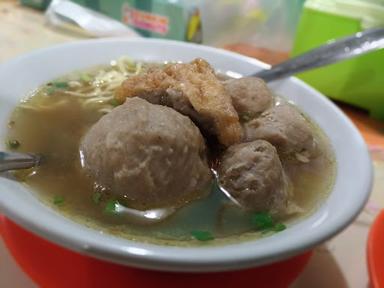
<box><xmin>46</xmin><ymin>87</ymin><xmax>56</xmax><ymax>94</ymax></box>
<box><xmin>6</xmin><ymin>139</ymin><xmax>20</xmax><ymax>150</ymax></box>
<box><xmin>251</xmin><ymin>212</ymin><xmax>286</xmax><ymax>234</ymax></box>
<box><xmin>251</xmin><ymin>212</ymin><xmax>274</xmax><ymax>230</ymax></box>
<box><xmin>80</xmin><ymin>73</ymin><xmax>92</xmax><ymax>82</ymax></box>
<box><xmin>104</xmin><ymin>199</ymin><xmax>119</xmax><ymax>215</ymax></box>
<box><xmin>191</xmin><ymin>230</ymin><xmax>215</xmax><ymax>241</ymax></box>
<box><xmin>52</xmin><ymin>82</ymin><xmax>69</xmax><ymax>89</ymax></box>
<box><xmin>272</xmin><ymin>223</ymin><xmax>286</xmax><ymax>232</ymax></box>
<box><xmin>92</xmin><ymin>192</ymin><xmax>102</xmax><ymax>204</ymax></box>
<box><xmin>53</xmin><ymin>196</ymin><xmax>65</xmax><ymax>206</ymax></box>
<box><xmin>109</xmin><ymin>98</ymin><xmax>121</xmax><ymax>107</ymax></box>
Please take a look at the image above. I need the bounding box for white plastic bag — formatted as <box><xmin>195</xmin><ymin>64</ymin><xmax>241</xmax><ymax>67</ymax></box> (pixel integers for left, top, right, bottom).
<box><xmin>45</xmin><ymin>0</ymin><xmax>140</xmax><ymax>38</ymax></box>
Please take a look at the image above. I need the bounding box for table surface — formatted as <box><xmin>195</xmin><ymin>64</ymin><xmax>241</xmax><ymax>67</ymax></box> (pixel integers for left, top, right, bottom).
<box><xmin>1</xmin><ymin>1</ymin><xmax>384</xmax><ymax>287</ymax></box>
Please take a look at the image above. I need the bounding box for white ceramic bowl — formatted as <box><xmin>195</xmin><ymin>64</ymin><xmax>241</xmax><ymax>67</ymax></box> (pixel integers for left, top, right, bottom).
<box><xmin>0</xmin><ymin>39</ymin><xmax>372</xmax><ymax>272</ymax></box>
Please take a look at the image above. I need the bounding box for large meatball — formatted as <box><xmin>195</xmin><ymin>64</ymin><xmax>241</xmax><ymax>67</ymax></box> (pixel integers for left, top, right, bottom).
<box><xmin>80</xmin><ymin>97</ymin><xmax>211</xmax><ymax>209</ymax></box>
<box><xmin>218</xmin><ymin>140</ymin><xmax>289</xmax><ymax>215</ymax></box>
<box><xmin>243</xmin><ymin>104</ymin><xmax>317</xmax><ymax>162</ymax></box>
<box><xmin>223</xmin><ymin>77</ymin><xmax>273</xmax><ymax>121</ymax></box>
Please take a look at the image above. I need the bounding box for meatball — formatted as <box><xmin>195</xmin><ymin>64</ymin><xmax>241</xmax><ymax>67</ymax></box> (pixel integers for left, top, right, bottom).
<box><xmin>80</xmin><ymin>97</ymin><xmax>211</xmax><ymax>209</ymax></box>
<box><xmin>223</xmin><ymin>77</ymin><xmax>273</xmax><ymax>121</ymax></box>
<box><xmin>115</xmin><ymin>58</ymin><xmax>242</xmax><ymax>146</ymax></box>
<box><xmin>243</xmin><ymin>104</ymin><xmax>317</xmax><ymax>162</ymax></box>
<box><xmin>218</xmin><ymin>140</ymin><xmax>289</xmax><ymax>215</ymax></box>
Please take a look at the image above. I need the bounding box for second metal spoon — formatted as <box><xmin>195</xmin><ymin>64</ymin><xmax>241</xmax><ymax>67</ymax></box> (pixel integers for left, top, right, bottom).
<box><xmin>253</xmin><ymin>27</ymin><xmax>384</xmax><ymax>82</ymax></box>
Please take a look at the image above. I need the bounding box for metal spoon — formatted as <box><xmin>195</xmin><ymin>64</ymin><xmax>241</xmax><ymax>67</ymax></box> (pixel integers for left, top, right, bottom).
<box><xmin>0</xmin><ymin>151</ymin><xmax>41</xmax><ymax>172</ymax></box>
<box><xmin>253</xmin><ymin>27</ymin><xmax>384</xmax><ymax>82</ymax></box>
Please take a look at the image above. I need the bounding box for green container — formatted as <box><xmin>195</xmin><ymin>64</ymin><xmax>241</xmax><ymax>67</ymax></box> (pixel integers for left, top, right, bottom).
<box><xmin>292</xmin><ymin>0</ymin><xmax>384</xmax><ymax>119</ymax></box>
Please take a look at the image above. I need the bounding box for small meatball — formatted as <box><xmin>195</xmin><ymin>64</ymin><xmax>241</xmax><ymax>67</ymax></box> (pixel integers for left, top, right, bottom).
<box><xmin>223</xmin><ymin>77</ymin><xmax>273</xmax><ymax>121</ymax></box>
<box><xmin>80</xmin><ymin>97</ymin><xmax>211</xmax><ymax>210</ymax></box>
<box><xmin>219</xmin><ymin>140</ymin><xmax>289</xmax><ymax>215</ymax></box>
<box><xmin>243</xmin><ymin>104</ymin><xmax>317</xmax><ymax>162</ymax></box>
<box><xmin>115</xmin><ymin>58</ymin><xmax>242</xmax><ymax>146</ymax></box>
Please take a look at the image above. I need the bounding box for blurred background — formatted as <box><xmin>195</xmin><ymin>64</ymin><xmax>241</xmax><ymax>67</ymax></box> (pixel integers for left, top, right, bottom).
<box><xmin>1</xmin><ymin>0</ymin><xmax>384</xmax><ymax>287</ymax></box>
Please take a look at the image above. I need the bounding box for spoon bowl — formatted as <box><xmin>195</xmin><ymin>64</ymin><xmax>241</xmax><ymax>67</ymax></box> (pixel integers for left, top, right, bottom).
<box><xmin>0</xmin><ymin>152</ymin><xmax>242</xmax><ymax>224</ymax></box>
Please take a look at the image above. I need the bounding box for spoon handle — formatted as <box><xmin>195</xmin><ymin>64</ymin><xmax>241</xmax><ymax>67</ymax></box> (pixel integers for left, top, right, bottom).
<box><xmin>0</xmin><ymin>151</ymin><xmax>41</xmax><ymax>173</ymax></box>
<box><xmin>253</xmin><ymin>27</ymin><xmax>384</xmax><ymax>82</ymax></box>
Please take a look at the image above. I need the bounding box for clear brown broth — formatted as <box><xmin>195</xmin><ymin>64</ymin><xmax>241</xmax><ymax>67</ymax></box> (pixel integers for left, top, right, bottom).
<box><xmin>6</xmin><ymin>64</ymin><xmax>336</xmax><ymax>246</ymax></box>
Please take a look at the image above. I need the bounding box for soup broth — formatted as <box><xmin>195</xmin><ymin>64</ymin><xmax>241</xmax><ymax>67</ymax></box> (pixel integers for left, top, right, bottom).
<box><xmin>6</xmin><ymin>60</ymin><xmax>336</xmax><ymax>246</ymax></box>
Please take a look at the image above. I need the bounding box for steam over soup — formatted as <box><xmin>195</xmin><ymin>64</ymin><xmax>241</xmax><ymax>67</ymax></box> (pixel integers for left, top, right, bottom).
<box><xmin>6</xmin><ymin>58</ymin><xmax>336</xmax><ymax>246</ymax></box>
